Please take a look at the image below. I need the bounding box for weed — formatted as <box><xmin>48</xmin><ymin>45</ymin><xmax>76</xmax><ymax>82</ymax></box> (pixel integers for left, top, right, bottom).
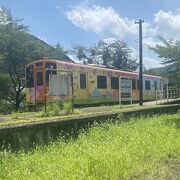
<box><xmin>54</xmin><ymin>100</ymin><xmax>63</xmax><ymax>110</ymax></box>
<box><xmin>39</xmin><ymin>102</ymin><xmax>62</xmax><ymax>117</ymax></box>
<box><xmin>63</xmin><ymin>101</ymin><xmax>73</xmax><ymax>115</ymax></box>
<box><xmin>1</xmin><ymin>113</ymin><xmax>180</xmax><ymax>179</ymax></box>
<box><xmin>11</xmin><ymin>111</ymin><xmax>20</xmax><ymax>119</ymax></box>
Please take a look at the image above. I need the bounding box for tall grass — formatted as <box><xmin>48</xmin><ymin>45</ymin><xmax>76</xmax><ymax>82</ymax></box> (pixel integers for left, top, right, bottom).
<box><xmin>39</xmin><ymin>101</ymin><xmax>73</xmax><ymax>117</ymax></box>
<box><xmin>0</xmin><ymin>113</ymin><xmax>180</xmax><ymax>179</ymax></box>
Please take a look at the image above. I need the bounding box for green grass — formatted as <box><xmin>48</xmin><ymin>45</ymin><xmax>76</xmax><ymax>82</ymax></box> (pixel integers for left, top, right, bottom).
<box><xmin>0</xmin><ymin>104</ymin><xmax>159</xmax><ymax>127</ymax></box>
<box><xmin>0</xmin><ymin>113</ymin><xmax>180</xmax><ymax>179</ymax></box>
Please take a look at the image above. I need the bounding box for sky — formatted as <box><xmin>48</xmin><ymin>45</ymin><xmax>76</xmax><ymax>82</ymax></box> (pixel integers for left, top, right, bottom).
<box><xmin>1</xmin><ymin>0</ymin><xmax>180</xmax><ymax>69</ymax></box>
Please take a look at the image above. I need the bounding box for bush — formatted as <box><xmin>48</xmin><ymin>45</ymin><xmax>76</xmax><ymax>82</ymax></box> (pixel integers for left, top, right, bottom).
<box><xmin>40</xmin><ymin>102</ymin><xmax>62</xmax><ymax>117</ymax></box>
<box><xmin>63</xmin><ymin>101</ymin><xmax>73</xmax><ymax>115</ymax></box>
<box><xmin>11</xmin><ymin>111</ymin><xmax>20</xmax><ymax>119</ymax></box>
<box><xmin>39</xmin><ymin>101</ymin><xmax>73</xmax><ymax>117</ymax></box>
<box><xmin>54</xmin><ymin>100</ymin><xmax>63</xmax><ymax>110</ymax></box>
<box><xmin>0</xmin><ymin>101</ymin><xmax>14</xmax><ymax>114</ymax></box>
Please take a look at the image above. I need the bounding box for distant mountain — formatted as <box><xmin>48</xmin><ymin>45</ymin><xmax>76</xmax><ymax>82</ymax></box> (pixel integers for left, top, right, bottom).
<box><xmin>27</xmin><ymin>34</ymin><xmax>72</xmax><ymax>61</ymax></box>
<box><xmin>144</xmin><ymin>66</ymin><xmax>169</xmax><ymax>76</ymax></box>
<box><xmin>144</xmin><ymin>65</ymin><xmax>178</xmax><ymax>88</ymax></box>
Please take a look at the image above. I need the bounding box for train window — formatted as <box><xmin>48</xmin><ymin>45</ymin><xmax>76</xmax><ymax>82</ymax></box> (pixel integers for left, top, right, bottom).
<box><xmin>36</xmin><ymin>62</ymin><xmax>43</xmax><ymax>67</ymax></box>
<box><xmin>137</xmin><ymin>80</ymin><xmax>140</xmax><ymax>89</ymax></box>
<box><xmin>26</xmin><ymin>65</ymin><xmax>34</xmax><ymax>88</ymax></box>
<box><xmin>80</xmin><ymin>73</ymin><xmax>86</xmax><ymax>89</ymax></box>
<box><xmin>45</xmin><ymin>63</ymin><xmax>57</xmax><ymax>85</ymax></box>
<box><xmin>159</xmin><ymin>82</ymin><xmax>161</xmax><ymax>90</ymax></box>
<box><xmin>37</xmin><ymin>72</ymin><xmax>43</xmax><ymax>86</ymax></box>
<box><xmin>154</xmin><ymin>81</ymin><xmax>157</xmax><ymax>90</ymax></box>
<box><xmin>111</xmin><ymin>77</ymin><xmax>119</xmax><ymax>89</ymax></box>
<box><xmin>132</xmin><ymin>79</ymin><xmax>136</xmax><ymax>90</ymax></box>
<box><xmin>145</xmin><ymin>80</ymin><xmax>151</xmax><ymax>90</ymax></box>
<box><xmin>97</xmin><ymin>75</ymin><xmax>107</xmax><ymax>89</ymax></box>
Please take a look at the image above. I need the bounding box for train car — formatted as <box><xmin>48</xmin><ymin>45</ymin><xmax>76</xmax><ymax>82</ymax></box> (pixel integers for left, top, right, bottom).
<box><xmin>25</xmin><ymin>57</ymin><xmax>168</xmax><ymax>107</ymax></box>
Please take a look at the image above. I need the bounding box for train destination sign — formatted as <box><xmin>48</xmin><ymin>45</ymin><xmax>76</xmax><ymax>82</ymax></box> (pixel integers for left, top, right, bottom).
<box><xmin>119</xmin><ymin>77</ymin><xmax>132</xmax><ymax>104</ymax></box>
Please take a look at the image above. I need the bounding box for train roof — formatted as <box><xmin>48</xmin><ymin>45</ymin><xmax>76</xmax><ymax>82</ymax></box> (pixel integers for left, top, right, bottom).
<box><xmin>26</xmin><ymin>58</ymin><xmax>167</xmax><ymax>80</ymax></box>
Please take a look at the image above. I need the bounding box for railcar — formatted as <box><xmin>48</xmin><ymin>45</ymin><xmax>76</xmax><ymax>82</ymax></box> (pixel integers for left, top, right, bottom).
<box><xmin>25</xmin><ymin>57</ymin><xmax>168</xmax><ymax>107</ymax></box>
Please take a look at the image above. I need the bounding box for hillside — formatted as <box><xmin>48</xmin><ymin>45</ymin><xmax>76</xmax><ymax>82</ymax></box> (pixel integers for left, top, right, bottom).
<box><xmin>27</xmin><ymin>34</ymin><xmax>72</xmax><ymax>61</ymax></box>
<box><xmin>144</xmin><ymin>66</ymin><xmax>169</xmax><ymax>76</ymax></box>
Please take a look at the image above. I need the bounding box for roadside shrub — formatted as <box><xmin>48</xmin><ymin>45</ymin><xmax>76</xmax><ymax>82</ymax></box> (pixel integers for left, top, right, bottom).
<box><xmin>54</xmin><ymin>100</ymin><xmax>63</xmax><ymax>110</ymax></box>
<box><xmin>40</xmin><ymin>102</ymin><xmax>62</xmax><ymax>117</ymax></box>
<box><xmin>11</xmin><ymin>111</ymin><xmax>20</xmax><ymax>119</ymax></box>
<box><xmin>63</xmin><ymin>101</ymin><xmax>73</xmax><ymax>115</ymax></box>
<box><xmin>0</xmin><ymin>102</ymin><xmax>14</xmax><ymax>114</ymax></box>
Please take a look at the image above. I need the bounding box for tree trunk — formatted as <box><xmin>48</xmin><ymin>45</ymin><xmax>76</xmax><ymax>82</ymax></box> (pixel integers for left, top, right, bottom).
<box><xmin>15</xmin><ymin>93</ymin><xmax>20</xmax><ymax>111</ymax></box>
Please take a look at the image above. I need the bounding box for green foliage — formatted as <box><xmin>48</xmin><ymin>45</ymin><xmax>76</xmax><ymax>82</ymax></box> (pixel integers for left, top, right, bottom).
<box><xmin>11</xmin><ymin>111</ymin><xmax>20</xmax><ymax>119</ymax></box>
<box><xmin>0</xmin><ymin>103</ymin><xmax>141</xmax><ymax>126</ymax></box>
<box><xmin>71</xmin><ymin>39</ymin><xmax>138</xmax><ymax>70</ymax></box>
<box><xmin>39</xmin><ymin>101</ymin><xmax>73</xmax><ymax>117</ymax></box>
<box><xmin>0</xmin><ymin>74</ymin><xmax>12</xmax><ymax>100</ymax></box>
<box><xmin>39</xmin><ymin>102</ymin><xmax>62</xmax><ymax>117</ymax></box>
<box><xmin>0</xmin><ymin>7</ymin><xmax>70</xmax><ymax>112</ymax></box>
<box><xmin>0</xmin><ymin>101</ymin><xmax>14</xmax><ymax>114</ymax></box>
<box><xmin>149</xmin><ymin>37</ymin><xmax>180</xmax><ymax>88</ymax></box>
<box><xmin>63</xmin><ymin>101</ymin><xmax>73</xmax><ymax>115</ymax></box>
<box><xmin>0</xmin><ymin>113</ymin><xmax>180</xmax><ymax>179</ymax></box>
<box><xmin>54</xmin><ymin>100</ymin><xmax>63</xmax><ymax>110</ymax></box>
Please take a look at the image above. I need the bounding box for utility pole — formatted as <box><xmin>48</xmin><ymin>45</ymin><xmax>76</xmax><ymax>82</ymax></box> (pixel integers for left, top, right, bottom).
<box><xmin>135</xmin><ymin>19</ymin><xmax>144</xmax><ymax>106</ymax></box>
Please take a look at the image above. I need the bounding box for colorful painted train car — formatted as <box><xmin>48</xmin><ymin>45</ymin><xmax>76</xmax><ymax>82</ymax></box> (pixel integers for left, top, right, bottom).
<box><xmin>25</xmin><ymin>58</ymin><xmax>168</xmax><ymax>107</ymax></box>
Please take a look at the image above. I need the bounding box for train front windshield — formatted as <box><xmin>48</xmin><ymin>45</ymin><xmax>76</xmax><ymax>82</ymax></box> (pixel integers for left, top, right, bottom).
<box><xmin>45</xmin><ymin>63</ymin><xmax>57</xmax><ymax>85</ymax></box>
<box><xmin>26</xmin><ymin>65</ymin><xmax>34</xmax><ymax>88</ymax></box>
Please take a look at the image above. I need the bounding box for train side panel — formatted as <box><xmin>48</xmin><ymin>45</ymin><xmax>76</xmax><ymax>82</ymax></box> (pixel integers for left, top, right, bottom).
<box><xmin>26</xmin><ymin>59</ymin><xmax>168</xmax><ymax>106</ymax></box>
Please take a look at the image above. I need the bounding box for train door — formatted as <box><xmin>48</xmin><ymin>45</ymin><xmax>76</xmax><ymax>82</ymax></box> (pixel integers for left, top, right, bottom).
<box><xmin>48</xmin><ymin>73</ymin><xmax>72</xmax><ymax>98</ymax></box>
<box><xmin>35</xmin><ymin>71</ymin><xmax>44</xmax><ymax>102</ymax></box>
<box><xmin>79</xmin><ymin>73</ymin><xmax>89</xmax><ymax>104</ymax></box>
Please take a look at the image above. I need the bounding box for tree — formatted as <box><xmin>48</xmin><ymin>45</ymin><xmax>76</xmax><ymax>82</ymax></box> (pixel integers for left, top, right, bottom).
<box><xmin>0</xmin><ymin>7</ymin><xmax>70</xmax><ymax>111</ymax></box>
<box><xmin>0</xmin><ymin>74</ymin><xmax>15</xmax><ymax>114</ymax></box>
<box><xmin>0</xmin><ymin>7</ymin><xmax>31</xmax><ymax>110</ymax></box>
<box><xmin>110</xmin><ymin>40</ymin><xmax>138</xmax><ymax>70</ymax></box>
<box><xmin>71</xmin><ymin>40</ymin><xmax>138</xmax><ymax>71</ymax></box>
<box><xmin>96</xmin><ymin>41</ymin><xmax>112</xmax><ymax>66</ymax></box>
<box><xmin>149</xmin><ymin>37</ymin><xmax>180</xmax><ymax>88</ymax></box>
<box><xmin>71</xmin><ymin>44</ymin><xmax>97</xmax><ymax>64</ymax></box>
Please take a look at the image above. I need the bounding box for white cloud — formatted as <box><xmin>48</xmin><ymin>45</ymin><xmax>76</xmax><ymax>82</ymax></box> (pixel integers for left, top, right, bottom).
<box><xmin>65</xmin><ymin>5</ymin><xmax>180</xmax><ymax>42</ymax></box>
<box><xmin>143</xmin><ymin>37</ymin><xmax>164</xmax><ymax>48</ymax></box>
<box><xmin>64</xmin><ymin>5</ymin><xmax>180</xmax><ymax>69</ymax></box>
<box><xmin>0</xmin><ymin>8</ymin><xmax>11</xmax><ymax>25</ymax></box>
<box><xmin>142</xmin><ymin>22</ymin><xmax>156</xmax><ymax>38</ymax></box>
<box><xmin>37</xmin><ymin>36</ymin><xmax>48</xmax><ymax>42</ymax></box>
<box><xmin>143</xmin><ymin>57</ymin><xmax>162</xmax><ymax>69</ymax></box>
<box><xmin>143</xmin><ymin>37</ymin><xmax>157</xmax><ymax>48</ymax></box>
<box><xmin>129</xmin><ymin>47</ymin><xmax>161</xmax><ymax>69</ymax></box>
<box><xmin>65</xmin><ymin>5</ymin><xmax>138</xmax><ymax>38</ymax></box>
<box><xmin>129</xmin><ymin>46</ymin><xmax>138</xmax><ymax>59</ymax></box>
<box><xmin>102</xmin><ymin>37</ymin><xmax>118</xmax><ymax>44</ymax></box>
<box><xmin>154</xmin><ymin>10</ymin><xmax>180</xmax><ymax>39</ymax></box>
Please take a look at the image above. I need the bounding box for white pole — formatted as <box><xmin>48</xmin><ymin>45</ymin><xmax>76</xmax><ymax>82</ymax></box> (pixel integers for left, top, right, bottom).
<box><xmin>167</xmin><ymin>83</ymin><xmax>169</xmax><ymax>102</ymax></box>
<box><xmin>119</xmin><ymin>76</ymin><xmax>121</xmax><ymax>105</ymax></box>
<box><xmin>131</xmin><ymin>78</ymin><xmax>132</xmax><ymax>105</ymax></box>
<box><xmin>156</xmin><ymin>90</ymin><xmax>158</xmax><ymax>105</ymax></box>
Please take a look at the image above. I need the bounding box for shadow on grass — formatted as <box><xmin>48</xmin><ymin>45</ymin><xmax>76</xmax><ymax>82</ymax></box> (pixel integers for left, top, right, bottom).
<box><xmin>164</xmin><ymin>117</ymin><xmax>180</xmax><ymax>129</ymax></box>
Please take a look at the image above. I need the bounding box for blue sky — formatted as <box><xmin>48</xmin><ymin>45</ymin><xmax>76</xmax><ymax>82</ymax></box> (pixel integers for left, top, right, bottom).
<box><xmin>1</xmin><ymin>0</ymin><xmax>180</xmax><ymax>68</ymax></box>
